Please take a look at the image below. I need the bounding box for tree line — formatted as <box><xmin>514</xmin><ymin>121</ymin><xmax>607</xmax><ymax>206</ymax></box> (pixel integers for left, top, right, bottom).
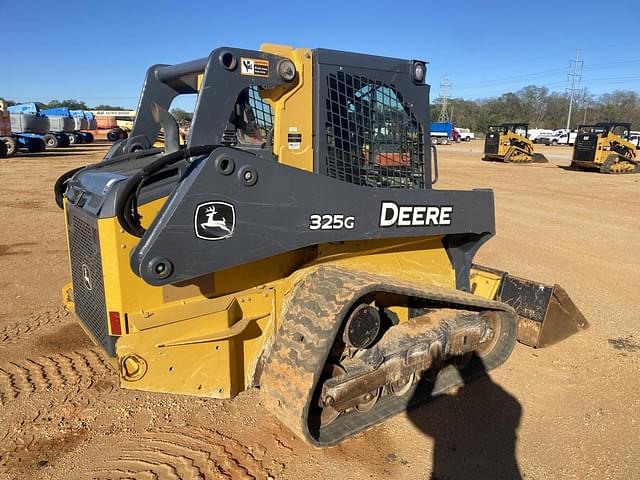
<box><xmin>431</xmin><ymin>86</ymin><xmax>640</xmax><ymax>132</ymax></box>
<box><xmin>5</xmin><ymin>86</ymin><xmax>640</xmax><ymax>132</ymax></box>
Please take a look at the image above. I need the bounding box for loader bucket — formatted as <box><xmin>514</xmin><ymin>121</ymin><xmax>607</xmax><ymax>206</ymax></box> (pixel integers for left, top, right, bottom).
<box><xmin>470</xmin><ymin>265</ymin><xmax>588</xmax><ymax>348</ymax></box>
<box><xmin>533</xmin><ymin>152</ymin><xmax>549</xmax><ymax>163</ymax></box>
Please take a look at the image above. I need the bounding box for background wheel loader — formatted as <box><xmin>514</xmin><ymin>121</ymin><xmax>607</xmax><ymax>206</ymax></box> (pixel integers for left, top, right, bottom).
<box><xmin>571</xmin><ymin>122</ymin><xmax>639</xmax><ymax>173</ymax></box>
<box><xmin>483</xmin><ymin>123</ymin><xmax>548</xmax><ymax>163</ymax></box>
<box><xmin>55</xmin><ymin>44</ymin><xmax>587</xmax><ymax>447</ymax></box>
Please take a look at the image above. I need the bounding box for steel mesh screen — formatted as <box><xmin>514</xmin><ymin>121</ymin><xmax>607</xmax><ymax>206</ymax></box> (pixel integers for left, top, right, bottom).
<box><xmin>67</xmin><ymin>208</ymin><xmax>116</xmax><ymax>357</ymax></box>
<box><xmin>325</xmin><ymin>71</ymin><xmax>425</xmax><ymax>188</ymax></box>
<box><xmin>247</xmin><ymin>86</ymin><xmax>274</xmax><ymax>139</ymax></box>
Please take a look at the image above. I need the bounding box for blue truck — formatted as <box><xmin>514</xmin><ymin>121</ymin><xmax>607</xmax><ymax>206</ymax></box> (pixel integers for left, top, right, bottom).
<box><xmin>430</xmin><ymin>122</ymin><xmax>459</xmax><ymax>145</ymax></box>
<box><xmin>4</xmin><ymin>103</ymin><xmax>70</xmax><ymax>153</ymax></box>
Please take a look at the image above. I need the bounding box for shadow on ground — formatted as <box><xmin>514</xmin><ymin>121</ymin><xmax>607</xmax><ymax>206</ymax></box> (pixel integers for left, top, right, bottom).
<box><xmin>407</xmin><ymin>358</ymin><xmax>522</xmax><ymax>480</ymax></box>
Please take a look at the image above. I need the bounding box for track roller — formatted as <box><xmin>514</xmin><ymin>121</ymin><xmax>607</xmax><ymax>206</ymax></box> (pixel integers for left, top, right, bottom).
<box><xmin>260</xmin><ymin>265</ymin><xmax>518</xmax><ymax>446</ymax></box>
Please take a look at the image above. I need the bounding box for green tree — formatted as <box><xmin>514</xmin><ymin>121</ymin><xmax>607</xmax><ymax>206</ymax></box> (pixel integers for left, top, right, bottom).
<box><xmin>41</xmin><ymin>99</ymin><xmax>88</xmax><ymax>110</ymax></box>
<box><xmin>93</xmin><ymin>104</ymin><xmax>127</xmax><ymax>111</ymax></box>
<box><xmin>170</xmin><ymin>108</ymin><xmax>193</xmax><ymax>123</ymax></box>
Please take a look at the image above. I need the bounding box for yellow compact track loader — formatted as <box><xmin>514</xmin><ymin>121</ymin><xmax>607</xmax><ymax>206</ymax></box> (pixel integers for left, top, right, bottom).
<box><xmin>482</xmin><ymin>123</ymin><xmax>548</xmax><ymax>163</ymax></box>
<box><xmin>55</xmin><ymin>44</ymin><xmax>587</xmax><ymax>446</ymax></box>
<box><xmin>571</xmin><ymin>122</ymin><xmax>639</xmax><ymax>173</ymax></box>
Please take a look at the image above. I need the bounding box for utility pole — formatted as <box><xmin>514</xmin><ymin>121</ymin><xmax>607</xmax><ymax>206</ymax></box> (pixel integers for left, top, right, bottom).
<box><xmin>438</xmin><ymin>75</ymin><xmax>451</xmax><ymax>123</ymax></box>
<box><xmin>582</xmin><ymin>89</ymin><xmax>589</xmax><ymax>124</ymax></box>
<box><xmin>566</xmin><ymin>49</ymin><xmax>583</xmax><ymax>130</ymax></box>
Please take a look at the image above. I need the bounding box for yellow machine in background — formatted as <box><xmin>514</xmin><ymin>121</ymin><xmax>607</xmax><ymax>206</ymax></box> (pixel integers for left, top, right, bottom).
<box><xmin>483</xmin><ymin>123</ymin><xmax>548</xmax><ymax>163</ymax></box>
<box><xmin>55</xmin><ymin>44</ymin><xmax>586</xmax><ymax>447</ymax></box>
<box><xmin>571</xmin><ymin>122</ymin><xmax>638</xmax><ymax>173</ymax></box>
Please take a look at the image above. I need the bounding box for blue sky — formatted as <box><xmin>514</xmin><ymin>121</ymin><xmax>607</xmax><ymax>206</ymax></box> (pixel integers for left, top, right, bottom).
<box><xmin>2</xmin><ymin>0</ymin><xmax>639</xmax><ymax>110</ymax></box>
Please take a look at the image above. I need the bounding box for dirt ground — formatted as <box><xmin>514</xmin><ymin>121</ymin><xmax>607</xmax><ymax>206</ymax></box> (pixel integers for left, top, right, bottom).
<box><xmin>0</xmin><ymin>141</ymin><xmax>638</xmax><ymax>480</ymax></box>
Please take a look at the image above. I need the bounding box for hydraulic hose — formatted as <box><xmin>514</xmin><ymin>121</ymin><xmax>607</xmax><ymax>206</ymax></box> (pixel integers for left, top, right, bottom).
<box><xmin>54</xmin><ymin>166</ymin><xmax>85</xmax><ymax>209</ymax></box>
<box><xmin>116</xmin><ymin>145</ymin><xmax>217</xmax><ymax>237</ymax></box>
<box><xmin>53</xmin><ymin>148</ymin><xmax>163</xmax><ymax>210</ymax></box>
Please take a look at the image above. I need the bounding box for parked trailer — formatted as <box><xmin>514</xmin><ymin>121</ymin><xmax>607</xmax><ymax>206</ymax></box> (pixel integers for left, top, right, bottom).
<box><xmin>4</xmin><ymin>102</ymin><xmax>64</xmax><ymax>154</ymax></box>
<box><xmin>70</xmin><ymin>110</ymin><xmax>97</xmax><ymax>143</ymax></box>
<box><xmin>41</xmin><ymin>107</ymin><xmax>94</xmax><ymax>145</ymax></box>
<box><xmin>91</xmin><ymin>115</ymin><xmax>126</xmax><ymax>141</ymax></box>
<box><xmin>90</xmin><ymin>110</ymin><xmax>136</xmax><ymax>141</ymax></box>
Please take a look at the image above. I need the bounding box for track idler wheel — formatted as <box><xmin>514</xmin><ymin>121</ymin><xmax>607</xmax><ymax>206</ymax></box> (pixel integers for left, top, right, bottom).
<box><xmin>317</xmin><ymin>309</ymin><xmax>510</xmax><ymax>417</ymax></box>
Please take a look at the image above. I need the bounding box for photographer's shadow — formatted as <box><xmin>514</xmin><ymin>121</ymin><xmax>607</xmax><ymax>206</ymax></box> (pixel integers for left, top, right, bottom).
<box><xmin>407</xmin><ymin>355</ymin><xmax>523</xmax><ymax>480</ymax></box>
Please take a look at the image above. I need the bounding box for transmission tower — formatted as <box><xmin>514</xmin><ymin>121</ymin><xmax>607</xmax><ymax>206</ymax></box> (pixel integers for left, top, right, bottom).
<box><xmin>566</xmin><ymin>49</ymin><xmax>583</xmax><ymax>130</ymax></box>
<box><xmin>438</xmin><ymin>75</ymin><xmax>451</xmax><ymax>123</ymax></box>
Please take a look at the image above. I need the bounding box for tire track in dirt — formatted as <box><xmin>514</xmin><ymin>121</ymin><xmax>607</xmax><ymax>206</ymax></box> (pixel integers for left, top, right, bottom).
<box><xmin>0</xmin><ymin>308</ymin><xmax>72</xmax><ymax>346</ymax></box>
<box><xmin>0</xmin><ymin>349</ymin><xmax>113</xmax><ymax>404</ymax></box>
<box><xmin>0</xmin><ymin>379</ymin><xmax>117</xmax><ymax>475</ymax></box>
<box><xmin>86</xmin><ymin>426</ymin><xmax>273</xmax><ymax>480</ymax></box>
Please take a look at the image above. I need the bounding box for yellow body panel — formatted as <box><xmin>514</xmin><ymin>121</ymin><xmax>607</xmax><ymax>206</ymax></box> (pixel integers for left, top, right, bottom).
<box><xmin>586</xmin><ymin>133</ymin><xmax>636</xmax><ymax>166</ymax></box>
<box><xmin>497</xmin><ymin>131</ymin><xmax>533</xmax><ymax>158</ymax></box>
<box><xmin>259</xmin><ymin>44</ymin><xmax>314</xmax><ymax>172</ymax></box>
<box><xmin>469</xmin><ymin>267</ymin><xmax>502</xmax><ymax>300</ymax></box>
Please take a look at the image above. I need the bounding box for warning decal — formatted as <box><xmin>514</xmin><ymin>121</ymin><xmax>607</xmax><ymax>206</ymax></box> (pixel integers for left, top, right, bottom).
<box><xmin>240</xmin><ymin>58</ymin><xmax>269</xmax><ymax>77</ymax></box>
<box><xmin>288</xmin><ymin>133</ymin><xmax>302</xmax><ymax>150</ymax></box>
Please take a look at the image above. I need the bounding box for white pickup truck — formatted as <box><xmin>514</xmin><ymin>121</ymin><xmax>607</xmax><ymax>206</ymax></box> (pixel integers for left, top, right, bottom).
<box><xmin>528</xmin><ymin>129</ymin><xmax>554</xmax><ymax>142</ymax></box>
<box><xmin>535</xmin><ymin>129</ymin><xmax>577</xmax><ymax>146</ymax></box>
<box><xmin>455</xmin><ymin>127</ymin><xmax>475</xmax><ymax>141</ymax></box>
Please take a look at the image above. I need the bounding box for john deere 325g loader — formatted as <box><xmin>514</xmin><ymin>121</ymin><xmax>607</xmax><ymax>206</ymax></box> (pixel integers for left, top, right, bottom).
<box><xmin>55</xmin><ymin>44</ymin><xmax>587</xmax><ymax>446</ymax></box>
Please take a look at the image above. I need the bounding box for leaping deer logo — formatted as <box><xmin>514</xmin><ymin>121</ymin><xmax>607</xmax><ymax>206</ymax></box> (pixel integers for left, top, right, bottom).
<box><xmin>201</xmin><ymin>205</ymin><xmax>232</xmax><ymax>234</ymax></box>
<box><xmin>195</xmin><ymin>201</ymin><xmax>235</xmax><ymax>240</ymax></box>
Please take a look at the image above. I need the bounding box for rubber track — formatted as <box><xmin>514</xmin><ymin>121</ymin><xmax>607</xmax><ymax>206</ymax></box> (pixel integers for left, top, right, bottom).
<box><xmin>0</xmin><ymin>350</ymin><xmax>113</xmax><ymax>404</ymax></box>
<box><xmin>504</xmin><ymin>146</ymin><xmax>534</xmax><ymax>163</ymax></box>
<box><xmin>86</xmin><ymin>426</ymin><xmax>271</xmax><ymax>480</ymax></box>
<box><xmin>260</xmin><ymin>265</ymin><xmax>518</xmax><ymax>446</ymax></box>
<box><xmin>600</xmin><ymin>154</ymin><xmax>639</xmax><ymax>174</ymax></box>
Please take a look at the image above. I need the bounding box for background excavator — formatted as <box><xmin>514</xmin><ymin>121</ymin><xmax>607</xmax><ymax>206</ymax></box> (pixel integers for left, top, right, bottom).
<box><xmin>55</xmin><ymin>44</ymin><xmax>587</xmax><ymax>446</ymax></box>
<box><xmin>571</xmin><ymin>122</ymin><xmax>638</xmax><ymax>173</ymax></box>
<box><xmin>483</xmin><ymin>123</ymin><xmax>548</xmax><ymax>163</ymax></box>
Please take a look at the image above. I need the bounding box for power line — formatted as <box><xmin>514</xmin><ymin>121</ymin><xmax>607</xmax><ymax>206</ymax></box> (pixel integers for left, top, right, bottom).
<box><xmin>566</xmin><ymin>49</ymin><xmax>583</xmax><ymax>130</ymax></box>
<box><xmin>454</xmin><ymin>67</ymin><xmax>567</xmax><ymax>88</ymax></box>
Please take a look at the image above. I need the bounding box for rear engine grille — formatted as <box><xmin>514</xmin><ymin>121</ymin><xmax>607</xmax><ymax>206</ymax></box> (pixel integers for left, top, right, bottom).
<box><xmin>484</xmin><ymin>133</ymin><xmax>499</xmax><ymax>154</ymax></box>
<box><xmin>574</xmin><ymin>136</ymin><xmax>597</xmax><ymax>161</ymax></box>
<box><xmin>67</xmin><ymin>207</ymin><xmax>117</xmax><ymax>356</ymax></box>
